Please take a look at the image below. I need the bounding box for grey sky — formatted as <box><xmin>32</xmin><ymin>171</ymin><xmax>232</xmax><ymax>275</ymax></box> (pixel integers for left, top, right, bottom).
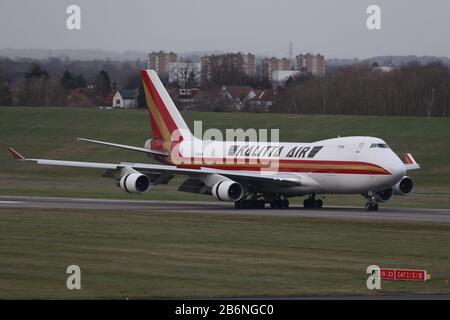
<box><xmin>0</xmin><ymin>0</ymin><xmax>449</xmax><ymax>59</ymax></box>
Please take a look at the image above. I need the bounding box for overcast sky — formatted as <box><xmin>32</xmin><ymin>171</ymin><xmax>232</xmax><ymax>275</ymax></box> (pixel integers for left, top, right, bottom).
<box><xmin>0</xmin><ymin>0</ymin><xmax>449</xmax><ymax>59</ymax></box>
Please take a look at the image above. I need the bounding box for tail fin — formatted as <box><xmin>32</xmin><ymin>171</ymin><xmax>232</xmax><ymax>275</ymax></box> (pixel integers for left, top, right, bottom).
<box><xmin>141</xmin><ymin>70</ymin><xmax>193</xmax><ymax>142</ymax></box>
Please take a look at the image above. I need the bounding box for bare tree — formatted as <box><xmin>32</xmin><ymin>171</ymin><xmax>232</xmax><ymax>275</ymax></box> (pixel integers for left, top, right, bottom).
<box><xmin>272</xmin><ymin>62</ymin><xmax>450</xmax><ymax>117</ymax></box>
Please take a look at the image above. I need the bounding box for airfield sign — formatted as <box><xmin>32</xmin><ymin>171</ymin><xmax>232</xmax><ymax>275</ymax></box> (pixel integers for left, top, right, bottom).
<box><xmin>380</xmin><ymin>268</ymin><xmax>429</xmax><ymax>281</ymax></box>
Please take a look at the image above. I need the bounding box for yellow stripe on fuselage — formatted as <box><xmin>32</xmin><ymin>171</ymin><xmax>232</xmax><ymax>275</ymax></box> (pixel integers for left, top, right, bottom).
<box><xmin>176</xmin><ymin>157</ymin><xmax>387</xmax><ymax>173</ymax></box>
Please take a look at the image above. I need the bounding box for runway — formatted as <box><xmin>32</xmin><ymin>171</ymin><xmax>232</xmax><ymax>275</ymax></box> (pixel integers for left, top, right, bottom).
<box><xmin>1</xmin><ymin>196</ymin><xmax>450</xmax><ymax>223</ymax></box>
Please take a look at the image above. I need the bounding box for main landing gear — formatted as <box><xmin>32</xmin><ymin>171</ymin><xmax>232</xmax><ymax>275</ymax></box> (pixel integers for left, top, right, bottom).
<box><xmin>363</xmin><ymin>193</ymin><xmax>379</xmax><ymax>211</ymax></box>
<box><xmin>234</xmin><ymin>198</ymin><xmax>265</xmax><ymax>209</ymax></box>
<box><xmin>234</xmin><ymin>193</ymin><xmax>289</xmax><ymax>209</ymax></box>
<box><xmin>303</xmin><ymin>194</ymin><xmax>323</xmax><ymax>209</ymax></box>
<box><xmin>270</xmin><ymin>197</ymin><xmax>289</xmax><ymax>209</ymax></box>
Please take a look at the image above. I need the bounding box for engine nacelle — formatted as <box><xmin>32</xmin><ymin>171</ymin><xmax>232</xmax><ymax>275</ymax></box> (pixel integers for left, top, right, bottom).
<box><xmin>119</xmin><ymin>173</ymin><xmax>150</xmax><ymax>193</ymax></box>
<box><xmin>375</xmin><ymin>188</ymin><xmax>393</xmax><ymax>202</ymax></box>
<box><xmin>211</xmin><ymin>180</ymin><xmax>244</xmax><ymax>202</ymax></box>
<box><xmin>393</xmin><ymin>176</ymin><xmax>415</xmax><ymax>196</ymax></box>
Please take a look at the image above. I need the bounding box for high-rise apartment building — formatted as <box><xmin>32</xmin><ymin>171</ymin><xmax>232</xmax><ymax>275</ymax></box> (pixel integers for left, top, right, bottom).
<box><xmin>260</xmin><ymin>57</ymin><xmax>291</xmax><ymax>82</ymax></box>
<box><xmin>296</xmin><ymin>53</ymin><xmax>325</xmax><ymax>77</ymax></box>
<box><xmin>148</xmin><ymin>51</ymin><xmax>178</xmax><ymax>78</ymax></box>
<box><xmin>201</xmin><ymin>52</ymin><xmax>256</xmax><ymax>83</ymax></box>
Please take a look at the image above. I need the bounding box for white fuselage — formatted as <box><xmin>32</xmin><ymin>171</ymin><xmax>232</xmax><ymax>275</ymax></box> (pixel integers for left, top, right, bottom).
<box><xmin>157</xmin><ymin>135</ymin><xmax>406</xmax><ymax>196</ymax></box>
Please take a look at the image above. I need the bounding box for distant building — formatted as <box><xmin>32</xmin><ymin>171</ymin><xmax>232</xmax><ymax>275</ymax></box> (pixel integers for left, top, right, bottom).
<box><xmin>271</xmin><ymin>70</ymin><xmax>300</xmax><ymax>84</ymax></box>
<box><xmin>148</xmin><ymin>51</ymin><xmax>177</xmax><ymax>78</ymax></box>
<box><xmin>247</xmin><ymin>89</ymin><xmax>274</xmax><ymax>111</ymax></box>
<box><xmin>164</xmin><ymin>86</ymin><xmax>204</xmax><ymax>111</ymax></box>
<box><xmin>371</xmin><ymin>62</ymin><xmax>395</xmax><ymax>72</ymax></box>
<box><xmin>221</xmin><ymin>85</ymin><xmax>273</xmax><ymax>111</ymax></box>
<box><xmin>201</xmin><ymin>52</ymin><xmax>256</xmax><ymax>83</ymax></box>
<box><xmin>296</xmin><ymin>53</ymin><xmax>325</xmax><ymax>77</ymax></box>
<box><xmin>177</xmin><ymin>88</ymin><xmax>202</xmax><ymax>110</ymax></box>
<box><xmin>242</xmin><ymin>53</ymin><xmax>256</xmax><ymax>78</ymax></box>
<box><xmin>260</xmin><ymin>57</ymin><xmax>291</xmax><ymax>82</ymax></box>
<box><xmin>112</xmin><ymin>89</ymin><xmax>139</xmax><ymax>108</ymax></box>
<box><xmin>168</xmin><ymin>62</ymin><xmax>201</xmax><ymax>88</ymax></box>
<box><xmin>83</xmin><ymin>89</ymin><xmax>114</xmax><ymax>108</ymax></box>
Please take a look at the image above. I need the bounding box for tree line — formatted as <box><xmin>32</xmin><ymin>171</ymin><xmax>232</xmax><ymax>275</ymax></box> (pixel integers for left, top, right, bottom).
<box><xmin>1</xmin><ymin>56</ymin><xmax>449</xmax><ymax>117</ymax></box>
<box><xmin>273</xmin><ymin>62</ymin><xmax>450</xmax><ymax>117</ymax></box>
<box><xmin>0</xmin><ymin>57</ymin><xmax>146</xmax><ymax>107</ymax></box>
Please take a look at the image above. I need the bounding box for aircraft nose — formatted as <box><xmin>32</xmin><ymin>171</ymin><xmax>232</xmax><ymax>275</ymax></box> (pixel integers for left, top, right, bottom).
<box><xmin>388</xmin><ymin>156</ymin><xmax>406</xmax><ymax>182</ymax></box>
<box><xmin>391</xmin><ymin>164</ymin><xmax>405</xmax><ymax>180</ymax></box>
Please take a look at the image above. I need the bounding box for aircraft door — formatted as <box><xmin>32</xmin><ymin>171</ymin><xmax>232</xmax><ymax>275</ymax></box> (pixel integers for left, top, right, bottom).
<box><xmin>356</xmin><ymin>142</ymin><xmax>364</xmax><ymax>153</ymax></box>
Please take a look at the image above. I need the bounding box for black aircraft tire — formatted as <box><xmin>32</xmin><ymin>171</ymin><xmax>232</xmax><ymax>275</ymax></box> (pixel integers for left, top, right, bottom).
<box><xmin>316</xmin><ymin>199</ymin><xmax>323</xmax><ymax>208</ymax></box>
<box><xmin>303</xmin><ymin>199</ymin><xmax>309</xmax><ymax>209</ymax></box>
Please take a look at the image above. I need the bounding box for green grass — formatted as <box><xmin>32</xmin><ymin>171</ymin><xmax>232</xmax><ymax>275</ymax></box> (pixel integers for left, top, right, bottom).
<box><xmin>0</xmin><ymin>208</ymin><xmax>449</xmax><ymax>299</ymax></box>
<box><xmin>1</xmin><ymin>107</ymin><xmax>450</xmax><ymax>208</ymax></box>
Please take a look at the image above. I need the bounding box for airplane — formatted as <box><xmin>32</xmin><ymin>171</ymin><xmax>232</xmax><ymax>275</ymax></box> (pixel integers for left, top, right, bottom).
<box><xmin>8</xmin><ymin>69</ymin><xmax>420</xmax><ymax>211</ymax></box>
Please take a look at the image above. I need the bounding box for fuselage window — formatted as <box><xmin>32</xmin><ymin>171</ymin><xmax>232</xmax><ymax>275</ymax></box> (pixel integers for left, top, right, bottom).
<box><xmin>370</xmin><ymin>143</ymin><xmax>390</xmax><ymax>148</ymax></box>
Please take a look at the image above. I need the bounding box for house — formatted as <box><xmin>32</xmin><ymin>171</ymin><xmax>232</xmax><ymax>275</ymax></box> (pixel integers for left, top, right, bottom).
<box><xmin>112</xmin><ymin>89</ymin><xmax>139</xmax><ymax>108</ymax></box>
<box><xmin>248</xmin><ymin>89</ymin><xmax>274</xmax><ymax>111</ymax></box>
<box><xmin>177</xmin><ymin>88</ymin><xmax>202</xmax><ymax>110</ymax></box>
<box><xmin>67</xmin><ymin>88</ymin><xmax>114</xmax><ymax>108</ymax></box>
<box><xmin>221</xmin><ymin>85</ymin><xmax>256</xmax><ymax>110</ymax></box>
<box><xmin>221</xmin><ymin>85</ymin><xmax>273</xmax><ymax>111</ymax></box>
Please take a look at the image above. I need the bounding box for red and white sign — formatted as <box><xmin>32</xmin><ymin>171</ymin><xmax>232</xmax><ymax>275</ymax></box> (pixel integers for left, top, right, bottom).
<box><xmin>380</xmin><ymin>268</ymin><xmax>428</xmax><ymax>281</ymax></box>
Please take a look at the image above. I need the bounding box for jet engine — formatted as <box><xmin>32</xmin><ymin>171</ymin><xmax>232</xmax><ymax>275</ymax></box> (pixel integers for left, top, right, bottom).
<box><xmin>119</xmin><ymin>172</ymin><xmax>150</xmax><ymax>193</ymax></box>
<box><xmin>212</xmin><ymin>180</ymin><xmax>244</xmax><ymax>202</ymax></box>
<box><xmin>375</xmin><ymin>188</ymin><xmax>393</xmax><ymax>202</ymax></box>
<box><xmin>393</xmin><ymin>176</ymin><xmax>415</xmax><ymax>196</ymax></box>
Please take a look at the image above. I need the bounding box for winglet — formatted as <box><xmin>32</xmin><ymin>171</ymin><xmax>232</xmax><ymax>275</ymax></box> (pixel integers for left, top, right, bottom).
<box><xmin>8</xmin><ymin>147</ymin><xmax>26</xmax><ymax>160</ymax></box>
<box><xmin>404</xmin><ymin>153</ymin><xmax>420</xmax><ymax>170</ymax></box>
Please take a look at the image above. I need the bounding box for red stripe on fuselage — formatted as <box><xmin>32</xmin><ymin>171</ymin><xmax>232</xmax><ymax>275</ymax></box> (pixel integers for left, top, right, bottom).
<box><xmin>176</xmin><ymin>156</ymin><xmax>386</xmax><ymax>167</ymax></box>
<box><xmin>168</xmin><ymin>157</ymin><xmax>390</xmax><ymax>175</ymax></box>
<box><xmin>176</xmin><ymin>163</ymin><xmax>389</xmax><ymax>175</ymax></box>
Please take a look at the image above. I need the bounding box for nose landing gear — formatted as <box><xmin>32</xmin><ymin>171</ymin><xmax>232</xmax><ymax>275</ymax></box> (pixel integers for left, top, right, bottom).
<box><xmin>363</xmin><ymin>193</ymin><xmax>379</xmax><ymax>211</ymax></box>
<box><xmin>365</xmin><ymin>201</ymin><xmax>379</xmax><ymax>211</ymax></box>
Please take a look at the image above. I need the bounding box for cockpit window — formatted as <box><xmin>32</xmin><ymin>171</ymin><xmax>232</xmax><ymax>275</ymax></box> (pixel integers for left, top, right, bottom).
<box><xmin>370</xmin><ymin>143</ymin><xmax>390</xmax><ymax>149</ymax></box>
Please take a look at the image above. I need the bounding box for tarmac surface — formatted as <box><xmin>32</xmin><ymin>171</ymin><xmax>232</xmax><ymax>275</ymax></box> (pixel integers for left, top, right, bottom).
<box><xmin>1</xmin><ymin>196</ymin><xmax>450</xmax><ymax>223</ymax></box>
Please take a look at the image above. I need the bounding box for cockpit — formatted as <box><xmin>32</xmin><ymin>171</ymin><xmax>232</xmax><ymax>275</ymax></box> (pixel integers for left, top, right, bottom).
<box><xmin>370</xmin><ymin>143</ymin><xmax>390</xmax><ymax>149</ymax></box>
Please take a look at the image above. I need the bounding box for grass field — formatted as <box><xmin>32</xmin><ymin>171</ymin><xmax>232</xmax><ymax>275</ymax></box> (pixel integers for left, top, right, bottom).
<box><xmin>1</xmin><ymin>107</ymin><xmax>449</xmax><ymax>299</ymax></box>
<box><xmin>0</xmin><ymin>106</ymin><xmax>450</xmax><ymax>208</ymax></box>
<box><xmin>0</xmin><ymin>207</ymin><xmax>449</xmax><ymax>299</ymax></box>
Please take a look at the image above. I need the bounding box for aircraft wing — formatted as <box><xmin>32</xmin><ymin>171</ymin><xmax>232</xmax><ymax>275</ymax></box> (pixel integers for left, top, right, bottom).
<box><xmin>7</xmin><ymin>148</ymin><xmax>307</xmax><ymax>188</ymax></box>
